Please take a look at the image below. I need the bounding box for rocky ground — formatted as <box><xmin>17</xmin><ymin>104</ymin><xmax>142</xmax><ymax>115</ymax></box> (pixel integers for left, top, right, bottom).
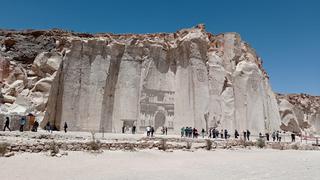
<box><xmin>0</xmin><ymin>131</ymin><xmax>319</xmax><ymax>158</ymax></box>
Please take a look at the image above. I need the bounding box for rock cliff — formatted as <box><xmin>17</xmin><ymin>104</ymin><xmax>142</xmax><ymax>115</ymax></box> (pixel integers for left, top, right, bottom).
<box><xmin>0</xmin><ymin>25</ymin><xmax>318</xmax><ymax>135</ymax></box>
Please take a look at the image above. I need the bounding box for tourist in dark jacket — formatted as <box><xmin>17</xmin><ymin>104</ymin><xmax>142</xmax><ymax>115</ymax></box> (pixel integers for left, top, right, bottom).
<box><xmin>272</xmin><ymin>131</ymin><xmax>276</xmax><ymax>141</ymax></box>
<box><xmin>151</xmin><ymin>127</ymin><xmax>154</xmax><ymax>137</ymax></box>
<box><xmin>265</xmin><ymin>132</ymin><xmax>270</xmax><ymax>141</ymax></box>
<box><xmin>291</xmin><ymin>133</ymin><xmax>295</xmax><ymax>142</ymax></box>
<box><xmin>201</xmin><ymin>128</ymin><xmax>205</xmax><ymax>138</ymax></box>
<box><xmin>132</xmin><ymin>125</ymin><xmax>136</xmax><ymax>134</ymax></box>
<box><xmin>224</xmin><ymin>129</ymin><xmax>228</xmax><ymax>139</ymax></box>
<box><xmin>234</xmin><ymin>129</ymin><xmax>239</xmax><ymax>139</ymax></box>
<box><xmin>246</xmin><ymin>130</ymin><xmax>251</xmax><ymax>141</ymax></box>
<box><xmin>32</xmin><ymin>121</ymin><xmax>39</xmax><ymax>132</ymax></box>
<box><xmin>46</xmin><ymin>122</ymin><xmax>52</xmax><ymax>133</ymax></box>
<box><xmin>64</xmin><ymin>122</ymin><xmax>68</xmax><ymax>133</ymax></box>
<box><xmin>3</xmin><ymin>117</ymin><xmax>11</xmax><ymax>131</ymax></box>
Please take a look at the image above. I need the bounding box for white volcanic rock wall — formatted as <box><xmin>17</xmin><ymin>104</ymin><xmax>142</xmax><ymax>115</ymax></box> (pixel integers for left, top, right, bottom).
<box><xmin>42</xmin><ymin>25</ymin><xmax>282</xmax><ymax>134</ymax></box>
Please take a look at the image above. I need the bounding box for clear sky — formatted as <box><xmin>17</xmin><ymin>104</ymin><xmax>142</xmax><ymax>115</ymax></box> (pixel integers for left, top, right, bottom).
<box><xmin>0</xmin><ymin>0</ymin><xmax>319</xmax><ymax>95</ymax></box>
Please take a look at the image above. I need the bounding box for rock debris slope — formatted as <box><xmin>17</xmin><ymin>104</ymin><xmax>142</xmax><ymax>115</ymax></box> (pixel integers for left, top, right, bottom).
<box><xmin>0</xmin><ymin>25</ymin><xmax>318</xmax><ymax>134</ymax></box>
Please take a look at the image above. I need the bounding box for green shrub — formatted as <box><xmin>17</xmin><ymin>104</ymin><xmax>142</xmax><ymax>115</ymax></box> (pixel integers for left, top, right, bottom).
<box><xmin>186</xmin><ymin>141</ymin><xmax>192</xmax><ymax>150</ymax></box>
<box><xmin>0</xmin><ymin>142</ymin><xmax>9</xmax><ymax>156</ymax></box>
<box><xmin>205</xmin><ymin>139</ymin><xmax>212</xmax><ymax>150</ymax></box>
<box><xmin>256</xmin><ymin>138</ymin><xmax>266</xmax><ymax>148</ymax></box>
<box><xmin>158</xmin><ymin>139</ymin><xmax>167</xmax><ymax>151</ymax></box>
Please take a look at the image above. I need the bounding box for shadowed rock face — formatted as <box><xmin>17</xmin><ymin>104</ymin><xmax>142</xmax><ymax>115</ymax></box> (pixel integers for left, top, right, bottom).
<box><xmin>0</xmin><ymin>25</ymin><xmax>318</xmax><ymax>135</ymax></box>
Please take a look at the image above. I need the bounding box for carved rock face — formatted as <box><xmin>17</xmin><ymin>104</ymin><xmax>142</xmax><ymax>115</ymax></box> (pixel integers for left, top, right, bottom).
<box><xmin>0</xmin><ymin>26</ymin><xmax>318</xmax><ymax>135</ymax></box>
<box><xmin>41</xmin><ymin>26</ymin><xmax>282</xmax><ymax>134</ymax></box>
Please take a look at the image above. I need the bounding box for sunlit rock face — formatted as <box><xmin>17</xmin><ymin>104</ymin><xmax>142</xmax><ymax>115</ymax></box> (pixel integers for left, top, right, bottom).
<box><xmin>40</xmin><ymin>25</ymin><xmax>281</xmax><ymax>134</ymax></box>
<box><xmin>5</xmin><ymin>25</ymin><xmax>316</xmax><ymax>135</ymax></box>
<box><xmin>276</xmin><ymin>94</ymin><xmax>320</xmax><ymax>134</ymax></box>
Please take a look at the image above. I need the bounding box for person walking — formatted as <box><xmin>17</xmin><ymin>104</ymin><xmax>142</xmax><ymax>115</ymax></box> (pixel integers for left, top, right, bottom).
<box><xmin>246</xmin><ymin>130</ymin><xmax>251</xmax><ymax>141</ymax></box>
<box><xmin>64</xmin><ymin>122</ymin><xmax>68</xmax><ymax>133</ymax></box>
<box><xmin>220</xmin><ymin>129</ymin><xmax>224</xmax><ymax>139</ymax></box>
<box><xmin>165</xmin><ymin>127</ymin><xmax>168</xmax><ymax>135</ymax></box>
<box><xmin>19</xmin><ymin>116</ymin><xmax>26</xmax><ymax>132</ymax></box>
<box><xmin>3</xmin><ymin>117</ymin><xmax>11</xmax><ymax>131</ymax></box>
<box><xmin>243</xmin><ymin>131</ymin><xmax>247</xmax><ymax>141</ymax></box>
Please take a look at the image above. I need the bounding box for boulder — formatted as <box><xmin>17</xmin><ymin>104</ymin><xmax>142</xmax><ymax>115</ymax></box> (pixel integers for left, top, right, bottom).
<box><xmin>3</xmin><ymin>95</ymin><xmax>16</xmax><ymax>103</ymax></box>
<box><xmin>32</xmin><ymin>52</ymin><xmax>62</xmax><ymax>77</ymax></box>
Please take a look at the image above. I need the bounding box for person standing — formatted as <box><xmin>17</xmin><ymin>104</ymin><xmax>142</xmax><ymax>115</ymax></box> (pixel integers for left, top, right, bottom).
<box><xmin>132</xmin><ymin>125</ymin><xmax>136</xmax><ymax>134</ymax></box>
<box><xmin>246</xmin><ymin>130</ymin><xmax>251</xmax><ymax>141</ymax></box>
<box><xmin>64</xmin><ymin>122</ymin><xmax>68</xmax><ymax>133</ymax></box>
<box><xmin>234</xmin><ymin>129</ymin><xmax>239</xmax><ymax>139</ymax></box>
<box><xmin>220</xmin><ymin>129</ymin><xmax>224</xmax><ymax>139</ymax></box>
<box><xmin>146</xmin><ymin>126</ymin><xmax>151</xmax><ymax>137</ymax></box>
<box><xmin>276</xmin><ymin>131</ymin><xmax>279</xmax><ymax>141</ymax></box>
<box><xmin>32</xmin><ymin>120</ymin><xmax>39</xmax><ymax>132</ymax></box>
<box><xmin>150</xmin><ymin>127</ymin><xmax>154</xmax><ymax>137</ymax></box>
<box><xmin>46</xmin><ymin>121</ymin><xmax>52</xmax><ymax>133</ymax></box>
<box><xmin>181</xmin><ymin>127</ymin><xmax>185</xmax><ymax>137</ymax></box>
<box><xmin>165</xmin><ymin>127</ymin><xmax>168</xmax><ymax>135</ymax></box>
<box><xmin>19</xmin><ymin>116</ymin><xmax>26</xmax><ymax>132</ymax></box>
<box><xmin>225</xmin><ymin>129</ymin><xmax>229</xmax><ymax>139</ymax></box>
<box><xmin>272</xmin><ymin>131</ymin><xmax>276</xmax><ymax>141</ymax></box>
<box><xmin>291</xmin><ymin>133</ymin><xmax>295</xmax><ymax>142</ymax></box>
<box><xmin>3</xmin><ymin>117</ymin><xmax>11</xmax><ymax>131</ymax></box>
<box><xmin>243</xmin><ymin>131</ymin><xmax>247</xmax><ymax>141</ymax></box>
<box><xmin>265</xmin><ymin>132</ymin><xmax>270</xmax><ymax>141</ymax></box>
<box><xmin>278</xmin><ymin>131</ymin><xmax>282</xmax><ymax>142</ymax></box>
<box><xmin>201</xmin><ymin>128</ymin><xmax>205</xmax><ymax>138</ymax></box>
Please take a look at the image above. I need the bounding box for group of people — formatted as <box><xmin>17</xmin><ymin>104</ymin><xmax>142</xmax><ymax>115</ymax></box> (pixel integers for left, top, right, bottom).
<box><xmin>122</xmin><ymin>125</ymin><xmax>137</xmax><ymax>134</ymax></box>
<box><xmin>257</xmin><ymin>131</ymin><xmax>298</xmax><ymax>142</ymax></box>
<box><xmin>146</xmin><ymin>126</ymin><xmax>155</xmax><ymax>137</ymax></box>
<box><xmin>3</xmin><ymin>115</ymin><xmax>68</xmax><ymax>133</ymax></box>
<box><xmin>208</xmin><ymin>128</ymin><xmax>233</xmax><ymax>139</ymax></box>
<box><xmin>180</xmin><ymin>127</ymin><xmax>200</xmax><ymax>138</ymax></box>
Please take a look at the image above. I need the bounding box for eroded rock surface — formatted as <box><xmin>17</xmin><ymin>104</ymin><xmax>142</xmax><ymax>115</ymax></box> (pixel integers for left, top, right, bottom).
<box><xmin>277</xmin><ymin>93</ymin><xmax>320</xmax><ymax>134</ymax></box>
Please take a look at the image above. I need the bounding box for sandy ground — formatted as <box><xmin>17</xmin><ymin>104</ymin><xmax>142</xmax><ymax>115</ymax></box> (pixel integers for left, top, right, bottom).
<box><xmin>1</xmin><ymin>149</ymin><xmax>320</xmax><ymax>180</ymax></box>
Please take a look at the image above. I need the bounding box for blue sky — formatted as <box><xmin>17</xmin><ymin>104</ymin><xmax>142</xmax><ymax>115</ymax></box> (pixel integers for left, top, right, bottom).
<box><xmin>0</xmin><ymin>0</ymin><xmax>319</xmax><ymax>95</ymax></box>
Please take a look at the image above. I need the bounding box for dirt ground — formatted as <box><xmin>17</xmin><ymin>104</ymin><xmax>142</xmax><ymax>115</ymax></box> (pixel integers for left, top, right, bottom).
<box><xmin>1</xmin><ymin>149</ymin><xmax>320</xmax><ymax>180</ymax></box>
